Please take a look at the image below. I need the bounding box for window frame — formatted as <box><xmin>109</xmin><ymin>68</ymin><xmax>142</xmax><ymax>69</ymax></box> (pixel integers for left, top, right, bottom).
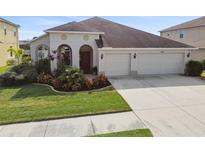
<box><xmin>4</xmin><ymin>25</ymin><xmax>7</xmax><ymax>35</ymax></box>
<box><xmin>14</xmin><ymin>28</ymin><xmax>17</xmax><ymax>36</ymax></box>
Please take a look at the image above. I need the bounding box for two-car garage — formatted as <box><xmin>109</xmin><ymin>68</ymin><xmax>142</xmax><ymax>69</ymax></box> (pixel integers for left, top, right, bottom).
<box><xmin>99</xmin><ymin>49</ymin><xmax>190</xmax><ymax>76</ymax></box>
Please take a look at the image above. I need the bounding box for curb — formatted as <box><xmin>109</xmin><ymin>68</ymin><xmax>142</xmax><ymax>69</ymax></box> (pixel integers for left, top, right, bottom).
<box><xmin>32</xmin><ymin>83</ymin><xmax>114</xmax><ymax>95</ymax></box>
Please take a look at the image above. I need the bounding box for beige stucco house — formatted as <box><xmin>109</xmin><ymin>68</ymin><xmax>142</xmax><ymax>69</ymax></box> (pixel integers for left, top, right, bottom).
<box><xmin>31</xmin><ymin>17</ymin><xmax>195</xmax><ymax>76</ymax></box>
<box><xmin>160</xmin><ymin>16</ymin><xmax>205</xmax><ymax>61</ymax></box>
<box><xmin>0</xmin><ymin>17</ymin><xmax>20</xmax><ymax>66</ymax></box>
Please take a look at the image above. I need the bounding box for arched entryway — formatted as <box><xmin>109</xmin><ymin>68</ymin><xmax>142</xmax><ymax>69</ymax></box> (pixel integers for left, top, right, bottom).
<box><xmin>79</xmin><ymin>45</ymin><xmax>93</xmax><ymax>74</ymax></box>
<box><xmin>58</xmin><ymin>44</ymin><xmax>72</xmax><ymax>66</ymax></box>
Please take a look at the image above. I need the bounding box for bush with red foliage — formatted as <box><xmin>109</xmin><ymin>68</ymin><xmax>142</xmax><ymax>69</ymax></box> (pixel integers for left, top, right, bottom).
<box><xmin>62</xmin><ymin>83</ymin><xmax>71</xmax><ymax>91</ymax></box>
<box><xmin>83</xmin><ymin>79</ymin><xmax>93</xmax><ymax>90</ymax></box>
<box><xmin>37</xmin><ymin>73</ymin><xmax>53</xmax><ymax>85</ymax></box>
<box><xmin>71</xmin><ymin>83</ymin><xmax>81</xmax><ymax>91</ymax></box>
<box><xmin>37</xmin><ymin>72</ymin><xmax>110</xmax><ymax>92</ymax></box>
<box><xmin>52</xmin><ymin>79</ymin><xmax>62</xmax><ymax>90</ymax></box>
<box><xmin>92</xmin><ymin>74</ymin><xmax>110</xmax><ymax>89</ymax></box>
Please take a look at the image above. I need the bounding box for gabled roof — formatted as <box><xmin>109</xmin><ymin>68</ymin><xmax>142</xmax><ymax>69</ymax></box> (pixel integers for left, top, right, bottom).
<box><xmin>160</xmin><ymin>16</ymin><xmax>205</xmax><ymax>32</ymax></box>
<box><xmin>45</xmin><ymin>17</ymin><xmax>193</xmax><ymax>48</ymax></box>
<box><xmin>0</xmin><ymin>17</ymin><xmax>20</xmax><ymax>27</ymax></box>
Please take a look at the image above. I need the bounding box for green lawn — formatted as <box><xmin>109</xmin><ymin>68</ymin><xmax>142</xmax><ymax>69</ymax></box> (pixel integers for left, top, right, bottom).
<box><xmin>0</xmin><ymin>84</ymin><xmax>131</xmax><ymax>125</ymax></box>
<box><xmin>0</xmin><ymin>65</ymin><xmax>11</xmax><ymax>74</ymax></box>
<box><xmin>93</xmin><ymin>129</ymin><xmax>153</xmax><ymax>137</ymax></box>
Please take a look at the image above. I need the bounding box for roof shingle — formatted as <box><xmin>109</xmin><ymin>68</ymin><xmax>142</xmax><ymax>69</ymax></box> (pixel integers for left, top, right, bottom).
<box><xmin>160</xmin><ymin>16</ymin><xmax>205</xmax><ymax>32</ymax></box>
<box><xmin>46</xmin><ymin>17</ymin><xmax>193</xmax><ymax>48</ymax></box>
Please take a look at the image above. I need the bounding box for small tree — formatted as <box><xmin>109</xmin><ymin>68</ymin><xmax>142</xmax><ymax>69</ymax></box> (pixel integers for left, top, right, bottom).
<box><xmin>7</xmin><ymin>47</ymin><xmax>24</xmax><ymax>65</ymax></box>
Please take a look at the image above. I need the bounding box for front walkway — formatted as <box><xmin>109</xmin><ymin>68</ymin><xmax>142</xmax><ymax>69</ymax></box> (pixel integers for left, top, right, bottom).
<box><xmin>0</xmin><ymin>112</ymin><xmax>145</xmax><ymax>137</ymax></box>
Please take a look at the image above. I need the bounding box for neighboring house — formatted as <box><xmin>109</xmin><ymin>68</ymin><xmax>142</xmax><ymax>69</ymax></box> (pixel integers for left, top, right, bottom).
<box><xmin>160</xmin><ymin>16</ymin><xmax>205</xmax><ymax>61</ymax></box>
<box><xmin>30</xmin><ymin>17</ymin><xmax>195</xmax><ymax>76</ymax></box>
<box><xmin>20</xmin><ymin>40</ymin><xmax>30</xmax><ymax>55</ymax></box>
<box><xmin>0</xmin><ymin>17</ymin><xmax>20</xmax><ymax>66</ymax></box>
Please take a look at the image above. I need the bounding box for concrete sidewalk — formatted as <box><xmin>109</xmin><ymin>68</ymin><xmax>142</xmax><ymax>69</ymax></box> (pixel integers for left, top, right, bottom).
<box><xmin>0</xmin><ymin>112</ymin><xmax>145</xmax><ymax>137</ymax></box>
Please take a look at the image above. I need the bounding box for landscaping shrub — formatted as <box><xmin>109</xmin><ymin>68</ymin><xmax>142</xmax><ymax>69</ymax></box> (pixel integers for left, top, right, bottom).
<box><xmin>84</xmin><ymin>79</ymin><xmax>93</xmax><ymax>90</ymax></box>
<box><xmin>92</xmin><ymin>74</ymin><xmax>110</xmax><ymax>88</ymax></box>
<box><xmin>22</xmin><ymin>68</ymin><xmax>38</xmax><ymax>83</ymax></box>
<box><xmin>58</xmin><ymin>67</ymin><xmax>85</xmax><ymax>85</ymax></box>
<box><xmin>54</xmin><ymin>64</ymin><xmax>69</xmax><ymax>77</ymax></box>
<box><xmin>11</xmin><ymin>63</ymin><xmax>34</xmax><ymax>73</ymax></box>
<box><xmin>62</xmin><ymin>83</ymin><xmax>72</xmax><ymax>91</ymax></box>
<box><xmin>0</xmin><ymin>64</ymin><xmax>38</xmax><ymax>86</ymax></box>
<box><xmin>37</xmin><ymin>73</ymin><xmax>53</xmax><ymax>85</ymax></box>
<box><xmin>185</xmin><ymin>60</ymin><xmax>203</xmax><ymax>76</ymax></box>
<box><xmin>71</xmin><ymin>83</ymin><xmax>81</xmax><ymax>91</ymax></box>
<box><xmin>6</xmin><ymin>59</ymin><xmax>17</xmax><ymax>66</ymax></box>
<box><xmin>35</xmin><ymin>58</ymin><xmax>51</xmax><ymax>74</ymax></box>
<box><xmin>0</xmin><ymin>72</ymin><xmax>24</xmax><ymax>86</ymax></box>
<box><xmin>36</xmin><ymin>67</ymin><xmax>110</xmax><ymax>92</ymax></box>
<box><xmin>52</xmin><ymin>79</ymin><xmax>62</xmax><ymax>90</ymax></box>
<box><xmin>54</xmin><ymin>64</ymin><xmax>64</xmax><ymax>77</ymax></box>
<box><xmin>22</xmin><ymin>55</ymin><xmax>31</xmax><ymax>64</ymax></box>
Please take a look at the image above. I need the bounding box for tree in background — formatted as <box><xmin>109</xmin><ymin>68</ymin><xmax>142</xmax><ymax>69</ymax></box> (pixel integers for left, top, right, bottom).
<box><xmin>7</xmin><ymin>47</ymin><xmax>24</xmax><ymax>65</ymax></box>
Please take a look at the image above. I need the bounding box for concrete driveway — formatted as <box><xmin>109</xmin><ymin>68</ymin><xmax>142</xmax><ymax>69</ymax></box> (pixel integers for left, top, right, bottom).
<box><xmin>109</xmin><ymin>75</ymin><xmax>205</xmax><ymax>136</ymax></box>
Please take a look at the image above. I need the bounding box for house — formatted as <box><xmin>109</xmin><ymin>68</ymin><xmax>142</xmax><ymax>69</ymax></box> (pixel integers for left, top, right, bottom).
<box><xmin>30</xmin><ymin>17</ymin><xmax>195</xmax><ymax>76</ymax></box>
<box><xmin>160</xmin><ymin>16</ymin><xmax>205</xmax><ymax>61</ymax></box>
<box><xmin>0</xmin><ymin>17</ymin><xmax>20</xmax><ymax>66</ymax></box>
<box><xmin>20</xmin><ymin>40</ymin><xmax>30</xmax><ymax>55</ymax></box>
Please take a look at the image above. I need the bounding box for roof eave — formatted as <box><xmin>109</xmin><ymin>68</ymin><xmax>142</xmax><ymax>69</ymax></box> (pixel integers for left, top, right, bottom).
<box><xmin>0</xmin><ymin>18</ymin><xmax>20</xmax><ymax>28</ymax></box>
<box><xmin>30</xmin><ymin>34</ymin><xmax>48</xmax><ymax>43</ymax></box>
<box><xmin>98</xmin><ymin>47</ymin><xmax>198</xmax><ymax>51</ymax></box>
<box><xmin>45</xmin><ymin>30</ymin><xmax>105</xmax><ymax>35</ymax></box>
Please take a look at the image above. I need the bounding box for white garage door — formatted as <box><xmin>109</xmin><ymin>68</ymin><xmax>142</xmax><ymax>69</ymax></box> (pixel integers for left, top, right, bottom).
<box><xmin>137</xmin><ymin>53</ymin><xmax>185</xmax><ymax>74</ymax></box>
<box><xmin>104</xmin><ymin>53</ymin><xmax>130</xmax><ymax>76</ymax></box>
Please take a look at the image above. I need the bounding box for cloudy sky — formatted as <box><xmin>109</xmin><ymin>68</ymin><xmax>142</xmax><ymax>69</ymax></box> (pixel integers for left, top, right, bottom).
<box><xmin>2</xmin><ymin>16</ymin><xmax>199</xmax><ymax>40</ymax></box>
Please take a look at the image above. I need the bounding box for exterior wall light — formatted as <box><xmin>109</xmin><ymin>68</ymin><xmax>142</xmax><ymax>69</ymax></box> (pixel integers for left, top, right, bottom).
<box><xmin>101</xmin><ymin>53</ymin><xmax>103</xmax><ymax>59</ymax></box>
<box><xmin>187</xmin><ymin>53</ymin><xmax>190</xmax><ymax>58</ymax></box>
<box><xmin>133</xmin><ymin>53</ymin><xmax>136</xmax><ymax>59</ymax></box>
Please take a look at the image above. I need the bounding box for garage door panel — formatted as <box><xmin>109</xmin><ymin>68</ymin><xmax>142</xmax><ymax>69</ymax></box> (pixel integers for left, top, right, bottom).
<box><xmin>137</xmin><ymin>53</ymin><xmax>184</xmax><ymax>75</ymax></box>
<box><xmin>104</xmin><ymin>53</ymin><xmax>130</xmax><ymax>76</ymax></box>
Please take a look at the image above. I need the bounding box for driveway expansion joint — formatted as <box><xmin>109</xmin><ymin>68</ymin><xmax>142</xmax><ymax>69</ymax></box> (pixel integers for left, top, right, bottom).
<box><xmin>89</xmin><ymin>116</ymin><xmax>96</xmax><ymax>135</ymax></box>
<box><xmin>43</xmin><ymin>122</ymin><xmax>49</xmax><ymax>137</ymax></box>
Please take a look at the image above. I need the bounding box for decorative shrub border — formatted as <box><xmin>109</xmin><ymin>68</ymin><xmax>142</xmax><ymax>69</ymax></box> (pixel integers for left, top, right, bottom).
<box><xmin>33</xmin><ymin>83</ymin><xmax>114</xmax><ymax>94</ymax></box>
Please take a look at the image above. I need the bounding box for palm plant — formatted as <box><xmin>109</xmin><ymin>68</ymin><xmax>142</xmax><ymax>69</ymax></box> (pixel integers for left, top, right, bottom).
<box><xmin>7</xmin><ymin>47</ymin><xmax>24</xmax><ymax>64</ymax></box>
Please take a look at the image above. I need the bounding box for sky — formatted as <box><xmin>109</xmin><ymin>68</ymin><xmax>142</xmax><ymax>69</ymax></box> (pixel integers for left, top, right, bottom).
<box><xmin>2</xmin><ymin>16</ymin><xmax>200</xmax><ymax>40</ymax></box>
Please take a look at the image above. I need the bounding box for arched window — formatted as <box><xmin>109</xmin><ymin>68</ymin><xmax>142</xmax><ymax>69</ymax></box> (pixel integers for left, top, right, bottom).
<box><xmin>58</xmin><ymin>44</ymin><xmax>72</xmax><ymax>66</ymax></box>
<box><xmin>36</xmin><ymin>44</ymin><xmax>49</xmax><ymax>61</ymax></box>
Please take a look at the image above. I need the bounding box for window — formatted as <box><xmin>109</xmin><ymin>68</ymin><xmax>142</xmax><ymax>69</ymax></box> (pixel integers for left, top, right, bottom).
<box><xmin>180</xmin><ymin>33</ymin><xmax>184</xmax><ymax>38</ymax></box>
<box><xmin>179</xmin><ymin>30</ymin><xmax>185</xmax><ymax>39</ymax></box>
<box><xmin>14</xmin><ymin>29</ymin><xmax>17</xmax><ymax>36</ymax></box>
<box><xmin>10</xmin><ymin>51</ymin><xmax>13</xmax><ymax>57</ymax></box>
<box><xmin>4</xmin><ymin>26</ymin><xmax>7</xmax><ymax>35</ymax></box>
<box><xmin>58</xmin><ymin>44</ymin><xmax>72</xmax><ymax>66</ymax></box>
<box><xmin>36</xmin><ymin>45</ymin><xmax>49</xmax><ymax>61</ymax></box>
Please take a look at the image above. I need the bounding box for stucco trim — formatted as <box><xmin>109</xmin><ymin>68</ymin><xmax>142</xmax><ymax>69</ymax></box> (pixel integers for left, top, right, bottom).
<box><xmin>45</xmin><ymin>30</ymin><xmax>105</xmax><ymax>35</ymax></box>
<box><xmin>98</xmin><ymin>47</ymin><xmax>198</xmax><ymax>51</ymax></box>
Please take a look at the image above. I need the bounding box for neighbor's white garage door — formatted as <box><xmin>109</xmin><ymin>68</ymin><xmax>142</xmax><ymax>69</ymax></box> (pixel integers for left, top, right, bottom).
<box><xmin>104</xmin><ymin>53</ymin><xmax>131</xmax><ymax>76</ymax></box>
<box><xmin>137</xmin><ymin>53</ymin><xmax>185</xmax><ymax>74</ymax></box>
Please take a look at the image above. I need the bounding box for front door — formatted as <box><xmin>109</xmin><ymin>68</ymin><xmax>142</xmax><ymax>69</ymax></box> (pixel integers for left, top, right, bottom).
<box><xmin>80</xmin><ymin>51</ymin><xmax>91</xmax><ymax>74</ymax></box>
